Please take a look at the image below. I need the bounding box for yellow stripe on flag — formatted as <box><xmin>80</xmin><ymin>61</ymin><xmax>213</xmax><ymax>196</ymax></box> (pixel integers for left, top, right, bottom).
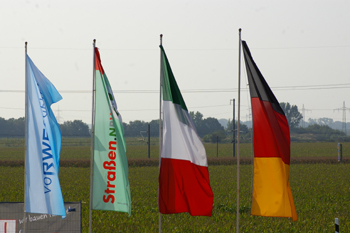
<box><xmin>251</xmin><ymin>157</ymin><xmax>297</xmax><ymax>221</ymax></box>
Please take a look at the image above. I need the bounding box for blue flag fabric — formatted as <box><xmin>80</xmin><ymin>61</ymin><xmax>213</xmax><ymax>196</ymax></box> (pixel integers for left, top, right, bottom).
<box><xmin>25</xmin><ymin>55</ymin><xmax>66</xmax><ymax>218</ymax></box>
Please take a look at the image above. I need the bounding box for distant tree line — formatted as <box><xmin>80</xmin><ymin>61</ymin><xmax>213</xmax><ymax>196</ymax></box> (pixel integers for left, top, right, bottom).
<box><xmin>189</xmin><ymin>111</ymin><xmax>225</xmax><ymax>138</ymax></box>
<box><xmin>0</xmin><ymin>117</ymin><xmax>90</xmax><ymax>137</ymax></box>
<box><xmin>123</xmin><ymin>112</ymin><xmax>226</xmax><ymax>139</ymax></box>
<box><xmin>303</xmin><ymin>117</ymin><xmax>350</xmax><ymax>132</ymax></box>
<box><xmin>2</xmin><ymin>103</ymin><xmax>350</xmax><ymax>142</ymax></box>
<box><xmin>291</xmin><ymin>124</ymin><xmax>349</xmax><ymax>142</ymax></box>
<box><xmin>0</xmin><ymin>117</ymin><xmax>25</xmax><ymax>137</ymax></box>
<box><xmin>60</xmin><ymin>120</ymin><xmax>90</xmax><ymax>137</ymax></box>
<box><xmin>123</xmin><ymin>120</ymin><xmax>160</xmax><ymax>137</ymax></box>
<box><xmin>224</xmin><ymin>118</ymin><xmax>251</xmax><ymax>143</ymax></box>
<box><xmin>260</xmin><ymin>102</ymin><xmax>349</xmax><ymax>141</ymax></box>
<box><xmin>0</xmin><ymin>112</ymin><xmax>228</xmax><ymax>139</ymax></box>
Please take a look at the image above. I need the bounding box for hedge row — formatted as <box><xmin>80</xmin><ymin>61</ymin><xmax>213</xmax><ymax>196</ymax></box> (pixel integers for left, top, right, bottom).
<box><xmin>1</xmin><ymin>156</ymin><xmax>348</xmax><ymax>167</ymax></box>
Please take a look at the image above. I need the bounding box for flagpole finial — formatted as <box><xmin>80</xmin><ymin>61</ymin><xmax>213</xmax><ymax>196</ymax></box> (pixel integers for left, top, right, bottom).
<box><xmin>160</xmin><ymin>34</ymin><xmax>163</xmax><ymax>38</ymax></box>
<box><xmin>239</xmin><ymin>28</ymin><xmax>242</xmax><ymax>32</ymax></box>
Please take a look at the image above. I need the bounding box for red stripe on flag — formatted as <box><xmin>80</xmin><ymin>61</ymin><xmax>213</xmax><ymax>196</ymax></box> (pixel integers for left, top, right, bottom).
<box><xmin>251</xmin><ymin>98</ymin><xmax>290</xmax><ymax>165</ymax></box>
<box><xmin>159</xmin><ymin>158</ymin><xmax>213</xmax><ymax>216</ymax></box>
<box><xmin>94</xmin><ymin>48</ymin><xmax>105</xmax><ymax>75</ymax></box>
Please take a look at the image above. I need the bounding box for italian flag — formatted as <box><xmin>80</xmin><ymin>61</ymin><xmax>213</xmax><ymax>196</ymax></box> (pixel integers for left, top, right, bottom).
<box><xmin>158</xmin><ymin>45</ymin><xmax>213</xmax><ymax>216</ymax></box>
<box><xmin>242</xmin><ymin>41</ymin><xmax>297</xmax><ymax>221</ymax></box>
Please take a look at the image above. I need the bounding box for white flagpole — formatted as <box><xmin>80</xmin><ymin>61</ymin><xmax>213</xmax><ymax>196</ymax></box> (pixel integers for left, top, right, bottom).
<box><xmin>89</xmin><ymin>39</ymin><xmax>96</xmax><ymax>233</ymax></box>
<box><xmin>237</xmin><ymin>28</ymin><xmax>242</xmax><ymax>233</ymax></box>
<box><xmin>23</xmin><ymin>41</ymin><xmax>28</xmax><ymax>233</ymax></box>
<box><xmin>158</xmin><ymin>33</ymin><xmax>163</xmax><ymax>233</ymax></box>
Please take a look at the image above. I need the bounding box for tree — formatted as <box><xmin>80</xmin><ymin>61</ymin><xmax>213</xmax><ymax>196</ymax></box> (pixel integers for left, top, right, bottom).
<box><xmin>307</xmin><ymin>124</ymin><xmax>340</xmax><ymax>134</ymax></box>
<box><xmin>124</xmin><ymin>120</ymin><xmax>148</xmax><ymax>137</ymax></box>
<box><xmin>317</xmin><ymin>117</ymin><xmax>334</xmax><ymax>126</ymax></box>
<box><xmin>203</xmin><ymin>130</ymin><xmax>227</xmax><ymax>143</ymax></box>
<box><xmin>225</xmin><ymin>119</ymin><xmax>252</xmax><ymax>142</ymax></box>
<box><xmin>149</xmin><ymin>119</ymin><xmax>161</xmax><ymax>137</ymax></box>
<box><xmin>226</xmin><ymin>119</ymin><xmax>249</xmax><ymax>134</ymax></box>
<box><xmin>308</xmin><ymin>118</ymin><xmax>317</xmax><ymax>125</ymax></box>
<box><xmin>280</xmin><ymin>102</ymin><xmax>303</xmax><ymax>128</ymax></box>
<box><xmin>189</xmin><ymin>111</ymin><xmax>203</xmax><ymax>129</ymax></box>
<box><xmin>60</xmin><ymin>120</ymin><xmax>90</xmax><ymax>137</ymax></box>
<box><xmin>197</xmin><ymin>117</ymin><xmax>224</xmax><ymax>137</ymax></box>
<box><xmin>0</xmin><ymin>117</ymin><xmax>25</xmax><ymax>137</ymax></box>
<box><xmin>188</xmin><ymin>111</ymin><xmax>225</xmax><ymax>137</ymax></box>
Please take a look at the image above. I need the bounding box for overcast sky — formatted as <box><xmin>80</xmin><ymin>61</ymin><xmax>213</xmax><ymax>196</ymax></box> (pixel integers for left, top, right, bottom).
<box><xmin>1</xmin><ymin>0</ymin><xmax>349</xmax><ymax>126</ymax></box>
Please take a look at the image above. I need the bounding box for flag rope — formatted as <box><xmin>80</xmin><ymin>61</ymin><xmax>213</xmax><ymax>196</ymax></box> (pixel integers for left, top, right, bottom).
<box><xmin>89</xmin><ymin>39</ymin><xmax>96</xmax><ymax>233</ymax></box>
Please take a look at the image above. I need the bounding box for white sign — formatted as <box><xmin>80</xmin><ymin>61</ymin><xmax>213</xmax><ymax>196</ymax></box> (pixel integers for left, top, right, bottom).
<box><xmin>0</xmin><ymin>220</ymin><xmax>16</xmax><ymax>233</ymax></box>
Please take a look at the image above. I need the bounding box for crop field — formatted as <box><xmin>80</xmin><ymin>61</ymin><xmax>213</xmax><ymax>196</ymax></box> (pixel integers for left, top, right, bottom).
<box><xmin>0</xmin><ymin>164</ymin><xmax>349</xmax><ymax>232</ymax></box>
<box><xmin>0</xmin><ymin>138</ymin><xmax>349</xmax><ymax>232</ymax></box>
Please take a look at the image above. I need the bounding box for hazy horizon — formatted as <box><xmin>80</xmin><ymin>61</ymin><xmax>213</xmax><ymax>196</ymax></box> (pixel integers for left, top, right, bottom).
<box><xmin>1</xmin><ymin>1</ymin><xmax>349</xmax><ymax>125</ymax></box>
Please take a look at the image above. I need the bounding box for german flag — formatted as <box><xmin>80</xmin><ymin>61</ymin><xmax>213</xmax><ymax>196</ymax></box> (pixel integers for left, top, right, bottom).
<box><xmin>242</xmin><ymin>41</ymin><xmax>297</xmax><ymax>221</ymax></box>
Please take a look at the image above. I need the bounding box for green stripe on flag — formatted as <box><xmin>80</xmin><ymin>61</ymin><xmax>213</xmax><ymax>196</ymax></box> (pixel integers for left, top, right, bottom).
<box><xmin>173</xmin><ymin>102</ymin><xmax>194</xmax><ymax>128</ymax></box>
<box><xmin>160</xmin><ymin>45</ymin><xmax>188</xmax><ymax>111</ymax></box>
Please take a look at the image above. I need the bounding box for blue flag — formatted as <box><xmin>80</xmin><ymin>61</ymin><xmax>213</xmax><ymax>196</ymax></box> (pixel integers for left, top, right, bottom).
<box><xmin>25</xmin><ymin>55</ymin><xmax>66</xmax><ymax>218</ymax></box>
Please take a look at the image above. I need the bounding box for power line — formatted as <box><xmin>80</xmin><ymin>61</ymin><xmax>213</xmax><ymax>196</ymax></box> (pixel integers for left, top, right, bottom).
<box><xmin>0</xmin><ymin>89</ymin><xmax>237</xmax><ymax>93</ymax></box>
<box><xmin>192</xmin><ymin>104</ymin><xmax>228</xmax><ymax>109</ymax></box>
<box><xmin>0</xmin><ymin>45</ymin><xmax>349</xmax><ymax>51</ymax></box>
<box><xmin>0</xmin><ymin>107</ymin><xmax>23</xmax><ymax>110</ymax></box>
<box><xmin>251</xmin><ymin>45</ymin><xmax>350</xmax><ymax>50</ymax></box>
<box><xmin>2</xmin><ymin>82</ymin><xmax>350</xmax><ymax>94</ymax></box>
<box><xmin>0</xmin><ymin>104</ymin><xmax>232</xmax><ymax>112</ymax></box>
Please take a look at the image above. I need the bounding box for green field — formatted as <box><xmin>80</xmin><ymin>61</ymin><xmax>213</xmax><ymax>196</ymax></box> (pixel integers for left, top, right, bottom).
<box><xmin>1</xmin><ymin>137</ymin><xmax>349</xmax><ymax>160</ymax></box>
<box><xmin>0</xmin><ymin>165</ymin><xmax>349</xmax><ymax>232</ymax></box>
<box><xmin>0</xmin><ymin>138</ymin><xmax>349</xmax><ymax>232</ymax></box>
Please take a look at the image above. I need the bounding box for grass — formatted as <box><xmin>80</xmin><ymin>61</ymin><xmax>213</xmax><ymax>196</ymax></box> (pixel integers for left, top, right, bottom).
<box><xmin>1</xmin><ymin>138</ymin><xmax>349</xmax><ymax>231</ymax></box>
<box><xmin>0</xmin><ymin>164</ymin><xmax>349</xmax><ymax>232</ymax></box>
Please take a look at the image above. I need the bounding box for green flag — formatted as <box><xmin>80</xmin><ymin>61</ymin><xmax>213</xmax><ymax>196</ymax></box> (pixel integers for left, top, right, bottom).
<box><xmin>92</xmin><ymin>47</ymin><xmax>131</xmax><ymax>215</ymax></box>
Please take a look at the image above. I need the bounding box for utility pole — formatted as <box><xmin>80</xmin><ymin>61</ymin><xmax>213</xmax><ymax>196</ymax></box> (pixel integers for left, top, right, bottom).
<box><xmin>148</xmin><ymin>124</ymin><xmax>150</xmax><ymax>158</ymax></box>
<box><xmin>140</xmin><ymin>124</ymin><xmax>151</xmax><ymax>158</ymax></box>
<box><xmin>56</xmin><ymin>105</ymin><xmax>64</xmax><ymax>124</ymax></box>
<box><xmin>301</xmin><ymin>104</ymin><xmax>312</xmax><ymax>128</ymax></box>
<box><xmin>230</xmin><ymin>99</ymin><xmax>235</xmax><ymax>157</ymax></box>
<box><xmin>334</xmin><ymin>101</ymin><xmax>350</xmax><ymax>134</ymax></box>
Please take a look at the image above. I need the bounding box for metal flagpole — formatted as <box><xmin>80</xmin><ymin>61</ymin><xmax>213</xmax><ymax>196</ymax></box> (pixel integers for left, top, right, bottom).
<box><xmin>230</xmin><ymin>99</ymin><xmax>235</xmax><ymax>157</ymax></box>
<box><xmin>236</xmin><ymin>28</ymin><xmax>242</xmax><ymax>233</ymax></box>
<box><xmin>233</xmin><ymin>98</ymin><xmax>235</xmax><ymax>157</ymax></box>
<box><xmin>23</xmin><ymin>41</ymin><xmax>28</xmax><ymax>233</ymax></box>
<box><xmin>158</xmin><ymin>33</ymin><xmax>163</xmax><ymax>233</ymax></box>
<box><xmin>89</xmin><ymin>39</ymin><xmax>97</xmax><ymax>233</ymax></box>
